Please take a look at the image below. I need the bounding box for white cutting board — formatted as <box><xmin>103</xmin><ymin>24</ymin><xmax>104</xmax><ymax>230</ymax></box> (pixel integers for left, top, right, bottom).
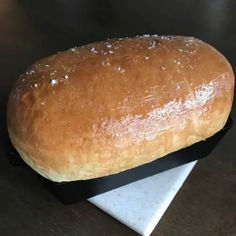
<box><xmin>89</xmin><ymin>161</ymin><xmax>197</xmax><ymax>236</ymax></box>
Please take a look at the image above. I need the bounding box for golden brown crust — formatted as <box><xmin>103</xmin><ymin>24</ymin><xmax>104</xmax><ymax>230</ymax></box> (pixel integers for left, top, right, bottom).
<box><xmin>7</xmin><ymin>35</ymin><xmax>234</xmax><ymax>182</ymax></box>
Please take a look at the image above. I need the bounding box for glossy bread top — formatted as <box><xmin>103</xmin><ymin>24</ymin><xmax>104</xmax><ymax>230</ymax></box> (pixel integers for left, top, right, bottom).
<box><xmin>7</xmin><ymin>35</ymin><xmax>234</xmax><ymax>182</ymax></box>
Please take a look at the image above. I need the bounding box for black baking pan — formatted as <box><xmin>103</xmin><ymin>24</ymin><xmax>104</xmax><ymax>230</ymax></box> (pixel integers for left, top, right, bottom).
<box><xmin>7</xmin><ymin>118</ymin><xmax>233</xmax><ymax>204</ymax></box>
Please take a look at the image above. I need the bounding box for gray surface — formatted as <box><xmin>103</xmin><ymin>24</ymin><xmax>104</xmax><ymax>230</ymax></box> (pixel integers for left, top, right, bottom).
<box><xmin>0</xmin><ymin>0</ymin><xmax>235</xmax><ymax>235</ymax></box>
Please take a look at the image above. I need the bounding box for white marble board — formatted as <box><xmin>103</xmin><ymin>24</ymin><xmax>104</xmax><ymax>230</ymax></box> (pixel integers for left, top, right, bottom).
<box><xmin>88</xmin><ymin>161</ymin><xmax>197</xmax><ymax>236</ymax></box>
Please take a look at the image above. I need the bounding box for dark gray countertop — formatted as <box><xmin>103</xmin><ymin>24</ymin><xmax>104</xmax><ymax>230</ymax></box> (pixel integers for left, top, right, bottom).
<box><xmin>0</xmin><ymin>1</ymin><xmax>235</xmax><ymax>235</ymax></box>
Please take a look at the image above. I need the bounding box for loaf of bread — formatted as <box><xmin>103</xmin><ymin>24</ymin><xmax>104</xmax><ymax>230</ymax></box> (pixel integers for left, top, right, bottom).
<box><xmin>7</xmin><ymin>35</ymin><xmax>234</xmax><ymax>182</ymax></box>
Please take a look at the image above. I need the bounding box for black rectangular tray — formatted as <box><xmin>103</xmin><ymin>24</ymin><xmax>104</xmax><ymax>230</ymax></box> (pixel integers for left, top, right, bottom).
<box><xmin>7</xmin><ymin>118</ymin><xmax>232</xmax><ymax>204</ymax></box>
